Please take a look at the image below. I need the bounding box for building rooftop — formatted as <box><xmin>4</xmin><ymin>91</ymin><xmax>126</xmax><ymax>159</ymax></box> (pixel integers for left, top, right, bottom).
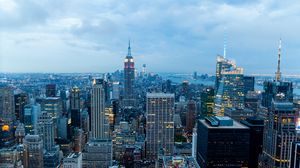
<box><xmin>162</xmin><ymin>156</ymin><xmax>200</xmax><ymax>168</ymax></box>
<box><xmin>146</xmin><ymin>92</ymin><xmax>174</xmax><ymax>98</ymax></box>
<box><xmin>201</xmin><ymin>116</ymin><xmax>249</xmax><ymax>129</ymax></box>
<box><xmin>67</xmin><ymin>152</ymin><xmax>81</xmax><ymax>159</ymax></box>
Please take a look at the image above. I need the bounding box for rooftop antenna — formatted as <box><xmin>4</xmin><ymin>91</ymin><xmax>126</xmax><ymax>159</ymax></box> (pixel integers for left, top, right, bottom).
<box><xmin>275</xmin><ymin>38</ymin><xmax>282</xmax><ymax>81</ymax></box>
<box><xmin>224</xmin><ymin>27</ymin><xmax>227</xmax><ymax>58</ymax></box>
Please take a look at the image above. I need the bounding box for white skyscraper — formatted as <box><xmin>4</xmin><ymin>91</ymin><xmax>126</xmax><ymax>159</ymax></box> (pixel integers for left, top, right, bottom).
<box><xmin>91</xmin><ymin>79</ymin><xmax>109</xmax><ymax>139</ymax></box>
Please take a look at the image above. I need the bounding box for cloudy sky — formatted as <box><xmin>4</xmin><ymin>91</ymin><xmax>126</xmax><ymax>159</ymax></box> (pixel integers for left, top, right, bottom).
<box><xmin>0</xmin><ymin>0</ymin><xmax>300</xmax><ymax>74</ymax></box>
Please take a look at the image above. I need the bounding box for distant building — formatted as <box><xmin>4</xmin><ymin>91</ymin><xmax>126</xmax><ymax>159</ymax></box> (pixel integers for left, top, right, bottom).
<box><xmin>197</xmin><ymin>116</ymin><xmax>250</xmax><ymax>168</ymax></box>
<box><xmin>186</xmin><ymin>100</ymin><xmax>196</xmax><ymax>133</ymax></box>
<box><xmin>123</xmin><ymin>41</ymin><xmax>135</xmax><ymax>108</ymax></box>
<box><xmin>146</xmin><ymin>93</ymin><xmax>175</xmax><ymax>159</ymax></box>
<box><xmin>23</xmin><ymin>135</ymin><xmax>44</xmax><ymax>168</ymax></box>
<box><xmin>161</xmin><ymin>156</ymin><xmax>200</xmax><ymax>168</ymax></box>
<box><xmin>243</xmin><ymin>76</ymin><xmax>255</xmax><ymax>95</ymax></box>
<box><xmin>200</xmin><ymin>87</ymin><xmax>215</xmax><ymax>117</ymax></box>
<box><xmin>214</xmin><ymin>65</ymin><xmax>244</xmax><ymax>116</ymax></box>
<box><xmin>0</xmin><ymin>146</ymin><xmax>23</xmax><ymax>168</ymax></box>
<box><xmin>91</xmin><ymin>79</ymin><xmax>109</xmax><ymax>139</ymax></box>
<box><xmin>36</xmin><ymin>97</ymin><xmax>62</xmax><ymax>120</ymax></box>
<box><xmin>262</xmin><ymin>81</ymin><xmax>293</xmax><ymax>108</ymax></box>
<box><xmin>0</xmin><ymin>87</ymin><xmax>15</xmax><ymax>148</ymax></box>
<box><xmin>63</xmin><ymin>152</ymin><xmax>82</xmax><ymax>168</ymax></box>
<box><xmin>224</xmin><ymin>107</ymin><xmax>254</xmax><ymax>122</ymax></box>
<box><xmin>46</xmin><ymin>84</ymin><xmax>56</xmax><ymax>97</ymax></box>
<box><xmin>37</xmin><ymin>112</ymin><xmax>55</xmax><ymax>151</ymax></box>
<box><xmin>70</xmin><ymin>87</ymin><xmax>81</xmax><ymax>128</ymax></box>
<box><xmin>14</xmin><ymin>92</ymin><xmax>29</xmax><ymax>122</ymax></box>
<box><xmin>82</xmin><ymin>139</ymin><xmax>112</xmax><ymax>168</ymax></box>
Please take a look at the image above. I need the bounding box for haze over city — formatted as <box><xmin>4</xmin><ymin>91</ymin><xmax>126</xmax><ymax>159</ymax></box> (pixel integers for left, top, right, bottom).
<box><xmin>1</xmin><ymin>0</ymin><xmax>300</xmax><ymax>74</ymax></box>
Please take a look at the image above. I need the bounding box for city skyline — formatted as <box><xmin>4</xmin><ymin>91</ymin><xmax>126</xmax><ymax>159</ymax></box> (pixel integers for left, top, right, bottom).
<box><xmin>1</xmin><ymin>0</ymin><xmax>300</xmax><ymax>74</ymax></box>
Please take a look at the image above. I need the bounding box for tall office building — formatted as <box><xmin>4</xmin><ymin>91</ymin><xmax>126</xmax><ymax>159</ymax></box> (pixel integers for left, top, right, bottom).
<box><xmin>214</xmin><ymin>55</ymin><xmax>235</xmax><ymax>95</ymax></box>
<box><xmin>262</xmin><ymin>81</ymin><xmax>293</xmax><ymax>108</ymax></box>
<box><xmin>123</xmin><ymin>41</ymin><xmax>135</xmax><ymax>108</ymax></box>
<box><xmin>214</xmin><ymin>64</ymin><xmax>244</xmax><ymax>116</ymax></box>
<box><xmin>200</xmin><ymin>87</ymin><xmax>215</xmax><ymax>117</ymax></box>
<box><xmin>241</xmin><ymin>117</ymin><xmax>264</xmax><ymax>168</ymax></box>
<box><xmin>146</xmin><ymin>93</ymin><xmax>175</xmax><ymax>159</ymax></box>
<box><xmin>0</xmin><ymin>87</ymin><xmax>15</xmax><ymax>148</ymax></box>
<box><xmin>259</xmin><ymin>101</ymin><xmax>296</xmax><ymax>168</ymax></box>
<box><xmin>14</xmin><ymin>92</ymin><xmax>29</xmax><ymax>123</ymax></box>
<box><xmin>63</xmin><ymin>152</ymin><xmax>82</xmax><ymax>168</ymax></box>
<box><xmin>262</xmin><ymin>39</ymin><xmax>293</xmax><ymax>108</ymax></box>
<box><xmin>37</xmin><ymin>112</ymin><xmax>55</xmax><ymax>151</ymax></box>
<box><xmin>91</xmin><ymin>79</ymin><xmax>109</xmax><ymax>139</ymax></box>
<box><xmin>243</xmin><ymin>76</ymin><xmax>255</xmax><ymax>95</ymax></box>
<box><xmin>186</xmin><ymin>100</ymin><xmax>196</xmax><ymax>133</ymax></box>
<box><xmin>0</xmin><ymin>87</ymin><xmax>15</xmax><ymax>123</ymax></box>
<box><xmin>23</xmin><ymin>135</ymin><xmax>44</xmax><ymax>168</ymax></box>
<box><xmin>36</xmin><ymin>97</ymin><xmax>63</xmax><ymax>120</ymax></box>
<box><xmin>197</xmin><ymin>116</ymin><xmax>250</xmax><ymax>168</ymax></box>
<box><xmin>46</xmin><ymin>84</ymin><xmax>56</xmax><ymax>97</ymax></box>
<box><xmin>290</xmin><ymin>142</ymin><xmax>300</xmax><ymax>168</ymax></box>
<box><xmin>70</xmin><ymin>87</ymin><xmax>81</xmax><ymax>128</ymax></box>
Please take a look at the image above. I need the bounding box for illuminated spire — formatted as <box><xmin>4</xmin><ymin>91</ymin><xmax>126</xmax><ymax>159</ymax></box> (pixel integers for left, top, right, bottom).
<box><xmin>127</xmin><ymin>40</ymin><xmax>132</xmax><ymax>57</ymax></box>
<box><xmin>275</xmin><ymin>39</ymin><xmax>282</xmax><ymax>81</ymax></box>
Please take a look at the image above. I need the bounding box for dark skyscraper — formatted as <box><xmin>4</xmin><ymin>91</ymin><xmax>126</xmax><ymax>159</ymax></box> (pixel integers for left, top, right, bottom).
<box><xmin>14</xmin><ymin>92</ymin><xmax>29</xmax><ymax>123</ymax></box>
<box><xmin>243</xmin><ymin>76</ymin><xmax>255</xmax><ymax>95</ymax></box>
<box><xmin>123</xmin><ymin>41</ymin><xmax>135</xmax><ymax>108</ymax></box>
<box><xmin>70</xmin><ymin>87</ymin><xmax>81</xmax><ymax>128</ymax></box>
<box><xmin>290</xmin><ymin>142</ymin><xmax>300</xmax><ymax>168</ymax></box>
<box><xmin>197</xmin><ymin>116</ymin><xmax>250</xmax><ymax>168</ymax></box>
<box><xmin>200</xmin><ymin>87</ymin><xmax>215</xmax><ymax>117</ymax></box>
<box><xmin>241</xmin><ymin>117</ymin><xmax>264</xmax><ymax>168</ymax></box>
<box><xmin>46</xmin><ymin>84</ymin><xmax>57</xmax><ymax>97</ymax></box>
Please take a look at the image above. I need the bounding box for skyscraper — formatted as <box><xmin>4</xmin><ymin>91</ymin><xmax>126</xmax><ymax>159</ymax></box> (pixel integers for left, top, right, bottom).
<box><xmin>243</xmin><ymin>76</ymin><xmax>255</xmax><ymax>95</ymax></box>
<box><xmin>259</xmin><ymin>101</ymin><xmax>296</xmax><ymax>168</ymax></box>
<box><xmin>240</xmin><ymin>117</ymin><xmax>264</xmax><ymax>168</ymax></box>
<box><xmin>262</xmin><ymin>39</ymin><xmax>293</xmax><ymax>108</ymax></box>
<box><xmin>123</xmin><ymin>41</ymin><xmax>135</xmax><ymax>108</ymax></box>
<box><xmin>46</xmin><ymin>84</ymin><xmax>56</xmax><ymax>97</ymax></box>
<box><xmin>186</xmin><ymin>100</ymin><xmax>196</xmax><ymax>133</ymax></box>
<box><xmin>197</xmin><ymin>116</ymin><xmax>250</xmax><ymax>168</ymax></box>
<box><xmin>37</xmin><ymin>112</ymin><xmax>55</xmax><ymax>151</ymax></box>
<box><xmin>200</xmin><ymin>87</ymin><xmax>215</xmax><ymax>117</ymax></box>
<box><xmin>214</xmin><ymin>62</ymin><xmax>244</xmax><ymax>116</ymax></box>
<box><xmin>23</xmin><ymin>135</ymin><xmax>44</xmax><ymax>168</ymax></box>
<box><xmin>14</xmin><ymin>92</ymin><xmax>29</xmax><ymax>123</ymax></box>
<box><xmin>214</xmin><ymin>55</ymin><xmax>235</xmax><ymax>94</ymax></box>
<box><xmin>91</xmin><ymin>79</ymin><xmax>109</xmax><ymax>139</ymax></box>
<box><xmin>70</xmin><ymin>87</ymin><xmax>81</xmax><ymax>128</ymax></box>
<box><xmin>290</xmin><ymin>142</ymin><xmax>300</xmax><ymax>168</ymax></box>
<box><xmin>0</xmin><ymin>87</ymin><xmax>15</xmax><ymax>148</ymax></box>
<box><xmin>146</xmin><ymin>93</ymin><xmax>175</xmax><ymax>159</ymax></box>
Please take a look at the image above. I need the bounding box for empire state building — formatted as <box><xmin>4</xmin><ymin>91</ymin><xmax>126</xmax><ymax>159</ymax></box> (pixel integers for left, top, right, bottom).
<box><xmin>123</xmin><ymin>41</ymin><xmax>135</xmax><ymax>108</ymax></box>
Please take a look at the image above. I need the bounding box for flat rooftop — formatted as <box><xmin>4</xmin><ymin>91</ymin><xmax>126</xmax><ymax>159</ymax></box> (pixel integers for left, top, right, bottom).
<box><xmin>200</xmin><ymin>119</ymin><xmax>249</xmax><ymax>129</ymax></box>
<box><xmin>146</xmin><ymin>93</ymin><xmax>174</xmax><ymax>98</ymax></box>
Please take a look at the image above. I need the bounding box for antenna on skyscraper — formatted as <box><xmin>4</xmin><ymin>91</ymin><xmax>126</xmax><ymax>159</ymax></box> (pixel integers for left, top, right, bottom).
<box><xmin>275</xmin><ymin>38</ymin><xmax>282</xmax><ymax>81</ymax></box>
<box><xmin>223</xmin><ymin>27</ymin><xmax>227</xmax><ymax>58</ymax></box>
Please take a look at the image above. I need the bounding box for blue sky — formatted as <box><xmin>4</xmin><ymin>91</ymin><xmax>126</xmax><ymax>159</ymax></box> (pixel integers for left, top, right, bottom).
<box><xmin>0</xmin><ymin>0</ymin><xmax>300</xmax><ymax>74</ymax></box>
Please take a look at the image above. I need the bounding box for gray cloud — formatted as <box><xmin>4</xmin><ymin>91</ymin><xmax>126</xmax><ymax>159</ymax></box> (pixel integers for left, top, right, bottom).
<box><xmin>0</xmin><ymin>0</ymin><xmax>300</xmax><ymax>74</ymax></box>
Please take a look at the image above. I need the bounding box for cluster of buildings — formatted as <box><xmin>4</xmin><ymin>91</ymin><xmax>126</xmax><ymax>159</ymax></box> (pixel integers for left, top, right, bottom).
<box><xmin>1</xmin><ymin>39</ymin><xmax>300</xmax><ymax>168</ymax></box>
